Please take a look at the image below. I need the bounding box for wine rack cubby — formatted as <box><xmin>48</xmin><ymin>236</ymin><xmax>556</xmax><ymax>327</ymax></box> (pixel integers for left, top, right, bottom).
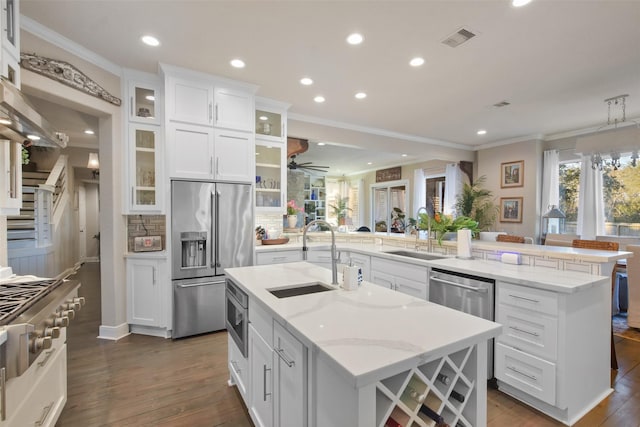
<box><xmin>376</xmin><ymin>344</ymin><xmax>479</xmax><ymax>427</ymax></box>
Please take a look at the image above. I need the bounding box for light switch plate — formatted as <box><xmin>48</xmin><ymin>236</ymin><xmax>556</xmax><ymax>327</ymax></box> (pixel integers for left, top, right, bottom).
<box><xmin>134</xmin><ymin>236</ymin><xmax>162</xmax><ymax>252</ymax></box>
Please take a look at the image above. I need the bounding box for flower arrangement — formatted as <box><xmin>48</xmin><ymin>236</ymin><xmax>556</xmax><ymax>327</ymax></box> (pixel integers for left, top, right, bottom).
<box><xmin>417</xmin><ymin>212</ymin><xmax>479</xmax><ymax>245</ymax></box>
<box><xmin>286</xmin><ymin>199</ymin><xmax>303</xmax><ymax>216</ymax></box>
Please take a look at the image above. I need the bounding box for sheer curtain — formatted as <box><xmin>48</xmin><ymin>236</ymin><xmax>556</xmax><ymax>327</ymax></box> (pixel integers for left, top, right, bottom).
<box><xmin>541</xmin><ymin>149</ymin><xmax>560</xmax><ymax>214</ymax></box>
<box><xmin>413</xmin><ymin>168</ymin><xmax>426</xmax><ymax>216</ymax></box>
<box><xmin>443</xmin><ymin>163</ymin><xmax>463</xmax><ymax>216</ymax></box>
<box><xmin>577</xmin><ymin>154</ymin><xmax>605</xmax><ymax>239</ymax></box>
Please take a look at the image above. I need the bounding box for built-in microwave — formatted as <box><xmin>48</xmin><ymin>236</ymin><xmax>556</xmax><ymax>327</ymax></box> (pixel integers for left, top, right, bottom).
<box><xmin>225</xmin><ymin>279</ymin><xmax>248</xmax><ymax>358</ymax></box>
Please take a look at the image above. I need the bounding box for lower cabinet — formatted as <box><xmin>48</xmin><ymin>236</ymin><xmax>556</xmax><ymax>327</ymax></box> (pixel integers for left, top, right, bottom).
<box><xmin>126</xmin><ymin>255</ymin><xmax>170</xmax><ymax>336</ymax></box>
<box><xmin>256</xmin><ymin>250</ymin><xmax>302</xmax><ymax>265</ymax></box>
<box><xmin>249</xmin><ymin>324</ymin><xmax>274</xmax><ymax>427</ymax></box>
<box><xmin>370</xmin><ymin>256</ymin><xmax>428</xmax><ymax>300</ymax></box>
<box><xmin>239</xmin><ymin>301</ymin><xmax>308</xmax><ymax>427</ymax></box>
<box><xmin>228</xmin><ymin>335</ymin><xmax>249</xmax><ymax>401</ymax></box>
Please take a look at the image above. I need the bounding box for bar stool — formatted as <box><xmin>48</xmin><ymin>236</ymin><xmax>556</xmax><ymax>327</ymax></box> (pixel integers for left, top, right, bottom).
<box><xmin>572</xmin><ymin>239</ymin><xmax>620</xmax><ymax>370</ymax></box>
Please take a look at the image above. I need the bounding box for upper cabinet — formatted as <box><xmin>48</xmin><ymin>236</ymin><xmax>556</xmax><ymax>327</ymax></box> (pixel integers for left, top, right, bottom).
<box><xmin>129</xmin><ymin>81</ymin><xmax>161</xmax><ymax>125</ymax></box>
<box><xmin>161</xmin><ymin>64</ymin><xmax>258</xmax><ymax>183</ymax></box>
<box><xmin>255</xmin><ymin>97</ymin><xmax>289</xmax><ymax>143</ymax></box>
<box><xmin>123</xmin><ymin>70</ymin><xmax>164</xmax><ymax>214</ymax></box>
<box><xmin>0</xmin><ymin>139</ymin><xmax>21</xmax><ymax>215</ymax></box>
<box><xmin>0</xmin><ymin>0</ymin><xmax>19</xmax><ymax>87</ymax></box>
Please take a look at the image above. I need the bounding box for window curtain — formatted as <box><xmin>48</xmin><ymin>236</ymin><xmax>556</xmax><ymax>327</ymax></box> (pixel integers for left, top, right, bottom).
<box><xmin>541</xmin><ymin>149</ymin><xmax>560</xmax><ymax>214</ymax></box>
<box><xmin>443</xmin><ymin>163</ymin><xmax>463</xmax><ymax>216</ymax></box>
<box><xmin>577</xmin><ymin>154</ymin><xmax>605</xmax><ymax>239</ymax></box>
<box><xmin>413</xmin><ymin>168</ymin><xmax>426</xmax><ymax>217</ymax></box>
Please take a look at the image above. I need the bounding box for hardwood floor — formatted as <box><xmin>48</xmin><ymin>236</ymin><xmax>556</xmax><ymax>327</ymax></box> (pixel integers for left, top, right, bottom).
<box><xmin>57</xmin><ymin>263</ymin><xmax>640</xmax><ymax>426</ymax></box>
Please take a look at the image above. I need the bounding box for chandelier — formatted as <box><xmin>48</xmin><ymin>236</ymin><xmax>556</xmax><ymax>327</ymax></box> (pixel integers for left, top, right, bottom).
<box><xmin>590</xmin><ymin>94</ymin><xmax>636</xmax><ymax>171</ymax></box>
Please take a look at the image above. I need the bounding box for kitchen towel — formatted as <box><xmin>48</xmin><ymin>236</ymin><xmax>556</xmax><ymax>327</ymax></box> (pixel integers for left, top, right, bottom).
<box><xmin>457</xmin><ymin>229</ymin><xmax>473</xmax><ymax>259</ymax></box>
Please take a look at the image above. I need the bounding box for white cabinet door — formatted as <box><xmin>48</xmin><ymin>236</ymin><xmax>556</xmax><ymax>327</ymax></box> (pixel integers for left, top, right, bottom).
<box><xmin>370</xmin><ymin>269</ymin><xmax>394</xmax><ymax>289</ymax></box>
<box><xmin>214</xmin><ymin>87</ymin><xmax>253</xmax><ymax>131</ymax></box>
<box><xmin>168</xmin><ymin>122</ymin><xmax>214</xmax><ymax>180</ymax></box>
<box><xmin>126</xmin><ymin>258</ymin><xmax>165</xmax><ymax>327</ymax></box>
<box><xmin>249</xmin><ymin>325</ymin><xmax>273</xmax><ymax>427</ymax></box>
<box><xmin>128</xmin><ymin>80</ymin><xmax>161</xmax><ymax>125</ymax></box>
<box><xmin>127</xmin><ymin>124</ymin><xmax>163</xmax><ymax>213</ymax></box>
<box><xmin>228</xmin><ymin>335</ymin><xmax>249</xmax><ymax>401</ymax></box>
<box><xmin>273</xmin><ymin>322</ymin><xmax>307</xmax><ymax>427</ymax></box>
<box><xmin>394</xmin><ymin>276</ymin><xmax>427</xmax><ymax>300</ymax></box>
<box><xmin>167</xmin><ymin>76</ymin><xmax>213</xmax><ymax>126</ymax></box>
<box><xmin>214</xmin><ymin>129</ymin><xmax>253</xmax><ymax>183</ymax></box>
<box><xmin>0</xmin><ymin>140</ymin><xmax>21</xmax><ymax>215</ymax></box>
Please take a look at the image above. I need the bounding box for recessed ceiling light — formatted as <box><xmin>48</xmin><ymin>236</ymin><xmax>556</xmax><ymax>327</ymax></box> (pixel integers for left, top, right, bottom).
<box><xmin>0</xmin><ymin>118</ymin><xmax>11</xmax><ymax>125</ymax></box>
<box><xmin>230</xmin><ymin>59</ymin><xmax>245</xmax><ymax>68</ymax></box>
<box><xmin>300</xmin><ymin>77</ymin><xmax>313</xmax><ymax>86</ymax></box>
<box><xmin>477</xmin><ymin>129</ymin><xmax>487</xmax><ymax>135</ymax></box>
<box><xmin>255</xmin><ymin>152</ymin><xmax>259</xmax><ymax>156</ymax></box>
<box><xmin>84</xmin><ymin>129</ymin><xmax>95</xmax><ymax>135</ymax></box>
<box><xmin>27</xmin><ymin>135</ymin><xmax>40</xmax><ymax>141</ymax></box>
<box><xmin>401</xmin><ymin>154</ymin><xmax>408</xmax><ymax>157</ymax></box>
<box><xmin>317</xmin><ymin>142</ymin><xmax>326</xmax><ymax>146</ymax></box>
<box><xmin>145</xmin><ymin>95</ymin><xmax>155</xmax><ymax>101</ymax></box>
<box><xmin>512</xmin><ymin>0</ymin><xmax>532</xmax><ymax>6</ymax></box>
<box><xmin>141</xmin><ymin>35</ymin><xmax>160</xmax><ymax>47</ymax></box>
<box><xmin>314</xmin><ymin>96</ymin><xmax>325</xmax><ymax>103</ymax></box>
<box><xmin>259</xmin><ymin>116</ymin><xmax>268</xmax><ymax>121</ymax></box>
<box><xmin>410</xmin><ymin>57</ymin><xmax>425</xmax><ymax>67</ymax></box>
<box><xmin>355</xmin><ymin>92</ymin><xmax>367</xmax><ymax>100</ymax></box>
<box><xmin>346</xmin><ymin>33</ymin><xmax>363</xmax><ymax>45</ymax></box>
<box><xmin>367</xmin><ymin>162</ymin><xmax>373</xmax><ymax>165</ymax></box>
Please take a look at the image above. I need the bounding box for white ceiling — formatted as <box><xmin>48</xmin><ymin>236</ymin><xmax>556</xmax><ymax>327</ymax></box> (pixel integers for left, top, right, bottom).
<box><xmin>19</xmin><ymin>1</ymin><xmax>640</xmax><ymax>174</ymax></box>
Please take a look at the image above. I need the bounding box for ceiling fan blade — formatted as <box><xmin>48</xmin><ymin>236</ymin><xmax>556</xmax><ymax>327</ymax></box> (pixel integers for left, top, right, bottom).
<box><xmin>300</xmin><ymin>166</ymin><xmax>329</xmax><ymax>172</ymax></box>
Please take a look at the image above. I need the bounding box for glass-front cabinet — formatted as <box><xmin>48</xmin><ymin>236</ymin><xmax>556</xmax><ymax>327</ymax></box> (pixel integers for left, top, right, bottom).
<box><xmin>128</xmin><ymin>124</ymin><xmax>163</xmax><ymax>212</ymax></box>
<box><xmin>255</xmin><ymin>141</ymin><xmax>285</xmax><ymax>211</ymax></box>
<box><xmin>129</xmin><ymin>81</ymin><xmax>160</xmax><ymax>125</ymax></box>
<box><xmin>255</xmin><ymin>97</ymin><xmax>289</xmax><ymax>143</ymax></box>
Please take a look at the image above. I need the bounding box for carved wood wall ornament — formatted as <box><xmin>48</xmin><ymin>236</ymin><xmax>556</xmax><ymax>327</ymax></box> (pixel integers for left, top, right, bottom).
<box><xmin>20</xmin><ymin>53</ymin><xmax>122</xmax><ymax>107</ymax></box>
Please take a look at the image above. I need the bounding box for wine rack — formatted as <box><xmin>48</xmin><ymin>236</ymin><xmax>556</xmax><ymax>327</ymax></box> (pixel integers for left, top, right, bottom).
<box><xmin>376</xmin><ymin>344</ymin><xmax>478</xmax><ymax>427</ymax></box>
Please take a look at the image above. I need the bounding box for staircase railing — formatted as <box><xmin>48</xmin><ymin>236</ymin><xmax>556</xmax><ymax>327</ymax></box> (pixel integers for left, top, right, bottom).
<box><xmin>36</xmin><ymin>155</ymin><xmax>68</xmax><ymax>246</ymax></box>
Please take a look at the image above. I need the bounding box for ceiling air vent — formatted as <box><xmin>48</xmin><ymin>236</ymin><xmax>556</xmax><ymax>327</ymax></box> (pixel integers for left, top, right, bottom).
<box><xmin>493</xmin><ymin>101</ymin><xmax>511</xmax><ymax>108</ymax></box>
<box><xmin>441</xmin><ymin>28</ymin><xmax>476</xmax><ymax>48</ymax></box>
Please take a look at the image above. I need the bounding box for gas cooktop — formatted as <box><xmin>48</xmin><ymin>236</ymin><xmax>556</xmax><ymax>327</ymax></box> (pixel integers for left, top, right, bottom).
<box><xmin>0</xmin><ymin>278</ymin><xmax>58</xmax><ymax>326</ymax></box>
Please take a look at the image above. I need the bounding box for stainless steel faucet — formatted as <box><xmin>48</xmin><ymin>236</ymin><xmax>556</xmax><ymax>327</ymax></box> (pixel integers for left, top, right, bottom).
<box><xmin>302</xmin><ymin>220</ymin><xmax>339</xmax><ymax>285</ymax></box>
<box><xmin>415</xmin><ymin>206</ymin><xmax>432</xmax><ymax>252</ymax></box>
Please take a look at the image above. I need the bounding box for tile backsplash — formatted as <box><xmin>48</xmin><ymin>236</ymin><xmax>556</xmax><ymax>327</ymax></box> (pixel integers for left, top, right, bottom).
<box><xmin>255</xmin><ymin>212</ymin><xmax>284</xmax><ymax>238</ymax></box>
<box><xmin>127</xmin><ymin>215</ymin><xmax>166</xmax><ymax>252</ymax></box>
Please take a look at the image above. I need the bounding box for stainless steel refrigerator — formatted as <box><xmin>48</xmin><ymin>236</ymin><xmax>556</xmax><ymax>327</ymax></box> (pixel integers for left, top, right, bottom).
<box><xmin>171</xmin><ymin>180</ymin><xmax>253</xmax><ymax>338</ymax></box>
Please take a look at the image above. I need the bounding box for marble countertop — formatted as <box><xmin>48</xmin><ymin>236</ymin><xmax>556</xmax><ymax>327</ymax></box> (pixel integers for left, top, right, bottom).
<box><xmin>256</xmin><ymin>242</ymin><xmax>610</xmax><ymax>294</ymax></box>
<box><xmin>226</xmin><ymin>262</ymin><xmax>502</xmax><ymax>388</ymax></box>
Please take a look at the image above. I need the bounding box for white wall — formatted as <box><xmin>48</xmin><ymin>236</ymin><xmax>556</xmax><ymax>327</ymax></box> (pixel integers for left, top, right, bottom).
<box><xmin>84</xmin><ymin>183</ymin><xmax>100</xmax><ymax>258</ymax></box>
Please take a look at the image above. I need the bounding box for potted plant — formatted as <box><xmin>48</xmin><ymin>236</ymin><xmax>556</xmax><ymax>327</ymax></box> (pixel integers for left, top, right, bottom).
<box><xmin>286</xmin><ymin>200</ymin><xmax>303</xmax><ymax>228</ymax></box>
<box><xmin>329</xmin><ymin>196</ymin><xmax>352</xmax><ymax>225</ymax></box>
<box><xmin>417</xmin><ymin>212</ymin><xmax>479</xmax><ymax>245</ymax></box>
<box><xmin>455</xmin><ymin>176</ymin><xmax>498</xmax><ymax>232</ymax></box>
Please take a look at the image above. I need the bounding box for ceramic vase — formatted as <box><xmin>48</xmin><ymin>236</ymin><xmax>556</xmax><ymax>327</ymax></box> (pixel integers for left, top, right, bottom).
<box><xmin>287</xmin><ymin>215</ymin><xmax>298</xmax><ymax>228</ymax></box>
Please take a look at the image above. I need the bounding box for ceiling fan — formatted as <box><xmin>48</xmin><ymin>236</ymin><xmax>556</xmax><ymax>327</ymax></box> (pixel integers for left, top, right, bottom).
<box><xmin>287</xmin><ymin>155</ymin><xmax>330</xmax><ymax>173</ymax></box>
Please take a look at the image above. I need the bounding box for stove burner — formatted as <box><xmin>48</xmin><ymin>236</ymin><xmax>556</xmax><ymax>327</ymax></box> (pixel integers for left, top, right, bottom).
<box><xmin>0</xmin><ymin>279</ymin><xmax>58</xmax><ymax>325</ymax></box>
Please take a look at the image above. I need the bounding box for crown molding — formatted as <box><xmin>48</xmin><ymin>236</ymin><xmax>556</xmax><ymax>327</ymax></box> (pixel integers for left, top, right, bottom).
<box><xmin>288</xmin><ymin>112</ymin><xmax>473</xmax><ymax>151</ymax></box>
<box><xmin>544</xmin><ymin>117</ymin><xmax>640</xmax><ymax>141</ymax></box>
<box><xmin>475</xmin><ymin>133</ymin><xmax>544</xmax><ymax>150</ymax></box>
<box><xmin>21</xmin><ymin>15</ymin><xmax>122</xmax><ymax>77</ymax></box>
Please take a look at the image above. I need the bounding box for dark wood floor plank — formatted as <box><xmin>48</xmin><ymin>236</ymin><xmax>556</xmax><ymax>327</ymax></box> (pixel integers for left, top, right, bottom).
<box><xmin>57</xmin><ymin>262</ymin><xmax>640</xmax><ymax>426</ymax></box>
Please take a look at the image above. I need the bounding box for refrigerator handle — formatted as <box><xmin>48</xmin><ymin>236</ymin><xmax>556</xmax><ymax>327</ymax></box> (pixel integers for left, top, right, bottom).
<box><xmin>215</xmin><ymin>190</ymin><xmax>221</xmax><ymax>268</ymax></box>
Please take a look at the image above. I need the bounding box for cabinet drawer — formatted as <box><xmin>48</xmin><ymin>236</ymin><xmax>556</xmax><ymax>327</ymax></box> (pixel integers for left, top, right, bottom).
<box><xmin>370</xmin><ymin>270</ymin><xmax>394</xmax><ymax>289</ymax></box>
<box><xmin>306</xmin><ymin>250</ymin><xmax>334</xmax><ymax>265</ymax></box>
<box><xmin>497</xmin><ymin>281</ymin><xmax>558</xmax><ymax>316</ymax></box>
<box><xmin>495</xmin><ymin>342</ymin><xmax>556</xmax><ymax>405</ymax></box>
<box><xmin>228</xmin><ymin>335</ymin><xmax>249</xmax><ymax>400</ymax></box>
<box><xmin>497</xmin><ymin>304</ymin><xmax>558</xmax><ymax>361</ymax></box>
<box><xmin>372</xmin><ymin>257</ymin><xmax>427</xmax><ymax>282</ymax></box>
<box><xmin>249</xmin><ymin>298</ymin><xmax>273</xmax><ymax>344</ymax></box>
<box><xmin>395</xmin><ymin>276</ymin><xmax>427</xmax><ymax>300</ymax></box>
<box><xmin>256</xmin><ymin>250</ymin><xmax>302</xmax><ymax>265</ymax></box>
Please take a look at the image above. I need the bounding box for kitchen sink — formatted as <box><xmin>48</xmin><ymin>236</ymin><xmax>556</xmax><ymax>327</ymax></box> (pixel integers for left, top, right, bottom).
<box><xmin>268</xmin><ymin>282</ymin><xmax>336</xmax><ymax>299</ymax></box>
<box><xmin>386</xmin><ymin>250</ymin><xmax>446</xmax><ymax>261</ymax></box>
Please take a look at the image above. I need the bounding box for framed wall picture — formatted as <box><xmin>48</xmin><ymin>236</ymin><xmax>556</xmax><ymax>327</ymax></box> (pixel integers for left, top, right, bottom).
<box><xmin>501</xmin><ymin>160</ymin><xmax>524</xmax><ymax>188</ymax></box>
<box><xmin>500</xmin><ymin>197</ymin><xmax>523</xmax><ymax>223</ymax></box>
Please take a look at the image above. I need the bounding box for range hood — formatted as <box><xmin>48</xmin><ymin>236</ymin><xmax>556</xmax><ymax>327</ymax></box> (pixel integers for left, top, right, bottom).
<box><xmin>0</xmin><ymin>79</ymin><xmax>67</xmax><ymax>148</ymax></box>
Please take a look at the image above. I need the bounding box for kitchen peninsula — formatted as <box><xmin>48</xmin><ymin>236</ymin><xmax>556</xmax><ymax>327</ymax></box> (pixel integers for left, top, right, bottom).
<box><xmin>247</xmin><ymin>237</ymin><xmax>617</xmax><ymax>426</ymax></box>
<box><xmin>226</xmin><ymin>262</ymin><xmax>502</xmax><ymax>427</ymax></box>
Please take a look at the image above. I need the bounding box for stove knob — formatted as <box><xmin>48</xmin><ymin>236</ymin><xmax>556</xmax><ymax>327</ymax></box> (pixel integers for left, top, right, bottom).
<box><xmin>60</xmin><ymin>309</ymin><xmax>75</xmax><ymax>320</ymax></box>
<box><xmin>44</xmin><ymin>326</ymin><xmax>60</xmax><ymax>339</ymax></box>
<box><xmin>30</xmin><ymin>336</ymin><xmax>52</xmax><ymax>353</ymax></box>
<box><xmin>62</xmin><ymin>302</ymin><xmax>81</xmax><ymax>311</ymax></box>
<box><xmin>55</xmin><ymin>316</ymin><xmax>70</xmax><ymax>327</ymax></box>
<box><xmin>73</xmin><ymin>297</ymin><xmax>86</xmax><ymax>307</ymax></box>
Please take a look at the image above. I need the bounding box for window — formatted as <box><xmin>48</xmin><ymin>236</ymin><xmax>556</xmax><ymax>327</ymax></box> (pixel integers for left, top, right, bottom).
<box><xmin>559</xmin><ymin>153</ymin><xmax>640</xmax><ymax>236</ymax></box>
<box><xmin>425</xmin><ymin>176</ymin><xmax>445</xmax><ymax>214</ymax></box>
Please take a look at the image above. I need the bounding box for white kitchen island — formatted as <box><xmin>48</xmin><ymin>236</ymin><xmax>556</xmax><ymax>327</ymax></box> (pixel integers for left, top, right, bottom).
<box><xmin>226</xmin><ymin>262</ymin><xmax>502</xmax><ymax>427</ymax></box>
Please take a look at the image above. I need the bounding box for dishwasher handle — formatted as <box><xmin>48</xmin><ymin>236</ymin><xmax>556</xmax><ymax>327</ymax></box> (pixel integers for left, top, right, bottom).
<box><xmin>176</xmin><ymin>281</ymin><xmax>222</xmax><ymax>289</ymax></box>
<box><xmin>429</xmin><ymin>276</ymin><xmax>489</xmax><ymax>293</ymax></box>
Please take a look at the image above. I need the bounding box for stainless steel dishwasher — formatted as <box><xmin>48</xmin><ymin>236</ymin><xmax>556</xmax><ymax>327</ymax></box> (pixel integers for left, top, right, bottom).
<box><xmin>429</xmin><ymin>267</ymin><xmax>496</xmax><ymax>378</ymax></box>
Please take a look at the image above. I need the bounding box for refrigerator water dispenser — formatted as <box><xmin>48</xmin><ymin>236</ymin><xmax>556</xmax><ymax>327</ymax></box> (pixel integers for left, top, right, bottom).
<box><xmin>181</xmin><ymin>231</ymin><xmax>207</xmax><ymax>268</ymax></box>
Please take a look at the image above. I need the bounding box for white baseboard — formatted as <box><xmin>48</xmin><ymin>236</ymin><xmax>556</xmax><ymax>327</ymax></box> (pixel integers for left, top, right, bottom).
<box><xmin>97</xmin><ymin>323</ymin><xmax>130</xmax><ymax>341</ymax></box>
<box><xmin>130</xmin><ymin>325</ymin><xmax>172</xmax><ymax>339</ymax></box>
